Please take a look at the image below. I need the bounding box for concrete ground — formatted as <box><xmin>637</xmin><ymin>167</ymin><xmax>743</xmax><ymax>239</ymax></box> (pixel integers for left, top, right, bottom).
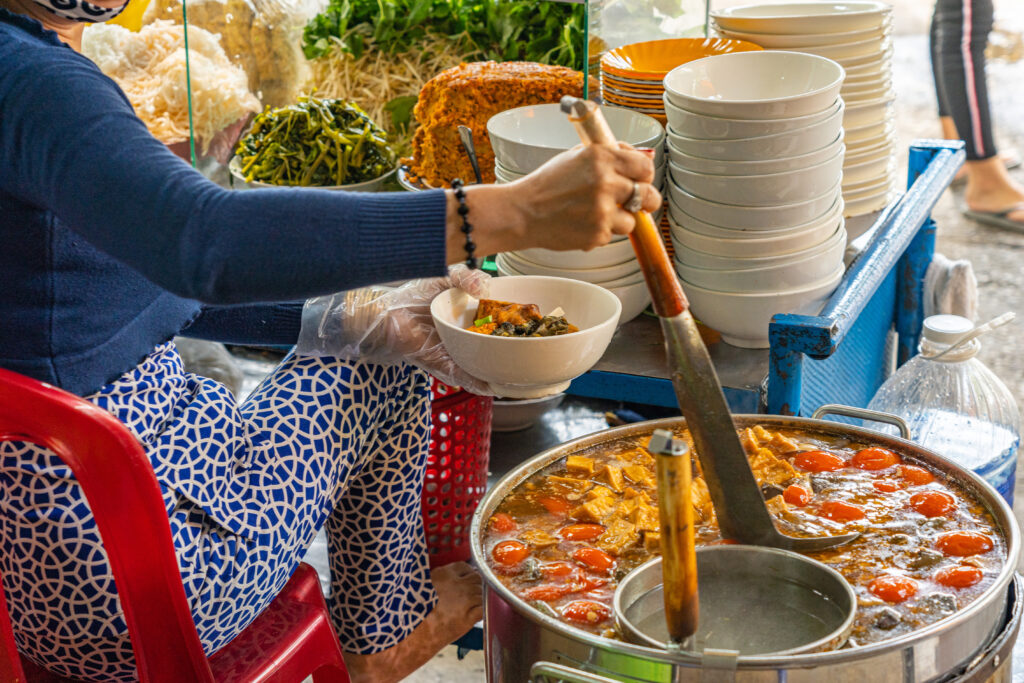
<box><xmin>401</xmin><ymin>1</ymin><xmax>1024</xmax><ymax>680</ymax></box>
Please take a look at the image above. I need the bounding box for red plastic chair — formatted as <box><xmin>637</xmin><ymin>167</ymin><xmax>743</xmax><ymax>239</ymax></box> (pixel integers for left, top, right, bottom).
<box><xmin>0</xmin><ymin>367</ymin><xmax>350</xmax><ymax>683</ymax></box>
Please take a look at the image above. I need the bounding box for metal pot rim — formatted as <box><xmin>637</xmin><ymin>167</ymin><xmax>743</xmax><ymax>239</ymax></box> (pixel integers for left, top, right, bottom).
<box><xmin>470</xmin><ymin>413</ymin><xmax>1021</xmax><ymax>668</ymax></box>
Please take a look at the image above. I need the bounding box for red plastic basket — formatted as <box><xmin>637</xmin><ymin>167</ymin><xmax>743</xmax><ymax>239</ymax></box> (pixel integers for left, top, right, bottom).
<box><xmin>422</xmin><ymin>382</ymin><xmax>493</xmax><ymax>568</ymax></box>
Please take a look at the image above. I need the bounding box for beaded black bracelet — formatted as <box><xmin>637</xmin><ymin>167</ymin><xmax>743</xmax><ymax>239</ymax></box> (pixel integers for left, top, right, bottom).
<box><xmin>451</xmin><ymin>178</ymin><xmax>478</xmax><ymax>269</ymax></box>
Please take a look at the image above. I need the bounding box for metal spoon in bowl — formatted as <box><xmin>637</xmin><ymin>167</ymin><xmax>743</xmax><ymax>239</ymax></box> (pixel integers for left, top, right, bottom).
<box><xmin>458</xmin><ymin>125</ymin><xmax>484</xmax><ymax>185</ymax></box>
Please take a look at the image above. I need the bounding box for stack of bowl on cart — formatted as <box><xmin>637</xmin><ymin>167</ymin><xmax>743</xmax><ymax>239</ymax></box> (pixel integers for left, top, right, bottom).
<box><xmin>486</xmin><ymin>103</ymin><xmax>667</xmax><ymax>323</ymax></box>
<box><xmin>664</xmin><ymin>50</ymin><xmax>847</xmax><ymax>348</ymax></box>
<box><xmin>712</xmin><ymin>1</ymin><xmax>897</xmax><ymax>224</ymax></box>
<box><xmin>598</xmin><ymin>38</ymin><xmax>763</xmax><ymax>256</ymax></box>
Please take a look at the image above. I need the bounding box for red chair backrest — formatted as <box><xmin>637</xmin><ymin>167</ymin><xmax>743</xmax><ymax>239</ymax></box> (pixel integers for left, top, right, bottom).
<box><xmin>0</xmin><ymin>368</ymin><xmax>216</xmax><ymax>682</ymax></box>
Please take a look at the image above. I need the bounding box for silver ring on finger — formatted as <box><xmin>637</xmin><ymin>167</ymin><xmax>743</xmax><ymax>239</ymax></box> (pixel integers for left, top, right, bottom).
<box><xmin>624</xmin><ymin>181</ymin><xmax>644</xmax><ymax>213</ymax></box>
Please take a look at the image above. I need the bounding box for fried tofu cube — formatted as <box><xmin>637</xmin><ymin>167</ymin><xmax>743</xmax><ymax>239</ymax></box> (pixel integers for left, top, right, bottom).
<box><xmin>643</xmin><ymin>531</ymin><xmax>661</xmax><ymax>552</ymax></box>
<box><xmin>630</xmin><ymin>503</ymin><xmax>659</xmax><ymax>533</ymax></box>
<box><xmin>566</xmin><ymin>456</ymin><xmax>596</xmax><ymax>475</ymax></box>
<box><xmin>623</xmin><ymin>464</ymin><xmax>654</xmax><ymax>488</ymax></box>
<box><xmin>691</xmin><ymin>478</ymin><xmax>714</xmax><ymax>521</ymax></box>
<box><xmin>571</xmin><ymin>495</ymin><xmax>616</xmax><ymax>523</ymax></box>
<box><xmin>765</xmin><ymin>495</ymin><xmax>789</xmax><ymax>517</ymax></box>
<box><xmin>740</xmin><ymin>427</ymin><xmax>760</xmax><ymax>455</ymax></box>
<box><xmin>600</xmin><ymin>465</ymin><xmax>625</xmax><ymax>492</ymax></box>
<box><xmin>621</xmin><ymin>448</ymin><xmax>655</xmax><ymax>467</ymax></box>
<box><xmin>752</xmin><ymin>425</ymin><xmax>773</xmax><ymax>443</ymax></box>
<box><xmin>597</xmin><ymin>518</ymin><xmax>639</xmax><ymax>556</ymax></box>
<box><xmin>474</xmin><ymin>299</ymin><xmax>542</xmax><ymax>325</ymax></box>
<box><xmin>615</xmin><ymin>497</ymin><xmax>640</xmax><ymax>516</ymax></box>
<box><xmin>749</xmin><ymin>447</ymin><xmax>799</xmax><ymax>487</ymax></box>
<box><xmin>519</xmin><ymin>529</ymin><xmax>559</xmax><ymax>548</ymax></box>
<box><xmin>768</xmin><ymin>431</ymin><xmax>800</xmax><ymax>453</ymax></box>
<box><xmin>586</xmin><ymin>485</ymin><xmax>616</xmax><ymax>501</ymax></box>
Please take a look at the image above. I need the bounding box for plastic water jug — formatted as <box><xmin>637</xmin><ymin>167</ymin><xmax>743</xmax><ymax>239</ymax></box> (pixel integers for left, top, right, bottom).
<box><xmin>868</xmin><ymin>314</ymin><xmax>1021</xmax><ymax>506</ymax></box>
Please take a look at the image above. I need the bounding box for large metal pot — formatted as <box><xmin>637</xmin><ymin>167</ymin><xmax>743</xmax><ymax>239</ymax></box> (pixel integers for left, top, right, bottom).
<box><xmin>470</xmin><ymin>414</ymin><xmax>1022</xmax><ymax>682</ymax></box>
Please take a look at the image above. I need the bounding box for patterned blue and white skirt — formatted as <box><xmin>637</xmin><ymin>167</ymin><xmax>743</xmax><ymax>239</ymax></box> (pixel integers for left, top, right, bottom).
<box><xmin>0</xmin><ymin>342</ymin><xmax>436</xmax><ymax>681</ymax></box>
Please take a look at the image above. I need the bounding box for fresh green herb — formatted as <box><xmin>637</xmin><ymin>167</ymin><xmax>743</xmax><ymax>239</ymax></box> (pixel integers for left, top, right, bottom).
<box><xmin>474</xmin><ymin>315</ymin><xmax>493</xmax><ymax>326</ymax></box>
<box><xmin>302</xmin><ymin>0</ymin><xmax>585</xmax><ymax>69</ymax></box>
<box><xmin>235</xmin><ymin>95</ymin><xmax>397</xmax><ymax>187</ymax></box>
<box><xmin>383</xmin><ymin>95</ymin><xmax>419</xmax><ymax>134</ymax></box>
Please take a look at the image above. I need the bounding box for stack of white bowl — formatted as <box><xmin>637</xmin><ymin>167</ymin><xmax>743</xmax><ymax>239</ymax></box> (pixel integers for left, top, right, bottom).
<box><xmin>711</xmin><ymin>1</ymin><xmax>896</xmax><ymax>219</ymax></box>
<box><xmin>663</xmin><ymin>50</ymin><xmax>847</xmax><ymax>349</ymax></box>
<box><xmin>486</xmin><ymin>103</ymin><xmax>667</xmax><ymax>323</ymax></box>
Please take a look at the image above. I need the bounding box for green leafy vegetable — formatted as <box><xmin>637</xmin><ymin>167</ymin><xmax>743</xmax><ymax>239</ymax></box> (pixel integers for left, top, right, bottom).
<box><xmin>302</xmin><ymin>0</ymin><xmax>585</xmax><ymax>69</ymax></box>
<box><xmin>474</xmin><ymin>315</ymin><xmax>493</xmax><ymax>326</ymax></box>
<box><xmin>383</xmin><ymin>95</ymin><xmax>419</xmax><ymax>134</ymax></box>
<box><xmin>235</xmin><ymin>95</ymin><xmax>397</xmax><ymax>187</ymax></box>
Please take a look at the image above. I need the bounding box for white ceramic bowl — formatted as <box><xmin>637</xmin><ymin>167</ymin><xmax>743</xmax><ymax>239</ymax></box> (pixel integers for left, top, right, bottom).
<box><xmin>841</xmin><ymin>85</ymin><xmax>892</xmax><ymax>104</ymax></box>
<box><xmin>843</xmin><ymin>188</ymin><xmax>891</xmax><ymax>217</ymax></box>
<box><xmin>671</xmin><ymin>220</ymin><xmax>844</xmax><ymax>268</ymax></box>
<box><xmin>834</xmin><ymin>47</ymin><xmax>894</xmax><ymax>70</ymax></box>
<box><xmin>674</xmin><ymin>226</ymin><xmax>846</xmax><ymax>292</ymax></box>
<box><xmin>712</xmin><ymin>20</ymin><xmax>890</xmax><ymax>48</ymax></box>
<box><xmin>844</xmin><ymin>179</ymin><xmax>894</xmax><ymax>202</ymax></box>
<box><xmin>843</xmin><ymin>94</ymin><xmax>896</xmax><ymax>128</ymax></box>
<box><xmin>669</xmin><ymin>200</ymin><xmax>843</xmax><ymax>256</ymax></box>
<box><xmin>842</xmin><ymin>77</ymin><xmax>892</xmax><ymax>96</ymax></box>
<box><xmin>845</xmin><ymin>119</ymin><xmax>891</xmax><ymax>143</ymax></box>
<box><xmin>846</xmin><ymin>132</ymin><xmax>895</xmax><ymax>159</ymax></box>
<box><xmin>681</xmin><ymin>266</ymin><xmax>845</xmax><ymax>347</ymax></box>
<box><xmin>664</xmin><ymin>98</ymin><xmax>842</xmax><ymax>141</ymax></box>
<box><xmin>491</xmin><ymin>393</ymin><xmax>567</xmax><ymax>432</ymax></box>
<box><xmin>665</xmin><ymin>103</ymin><xmax>843</xmax><ymax>161</ymax></box>
<box><xmin>430</xmin><ymin>275</ymin><xmax>621</xmax><ymax>398</ymax></box>
<box><xmin>844</xmin><ymin>151</ymin><xmax>893</xmax><ymax>184</ymax></box>
<box><xmin>797</xmin><ymin>35</ymin><xmax>891</xmax><ymax>61</ymax></box>
<box><xmin>668</xmin><ymin>137</ymin><xmax>844</xmax><ymax>176</ymax></box>
<box><xmin>663</xmin><ymin>51</ymin><xmax>845</xmax><ymax>120</ymax></box>
<box><xmin>606</xmin><ymin>279</ymin><xmax>652</xmax><ymax>324</ymax></box>
<box><xmin>500</xmin><ymin>250</ymin><xmax>640</xmax><ymax>284</ymax></box>
<box><xmin>514</xmin><ymin>236</ymin><xmax>637</xmax><ymax>269</ymax></box>
<box><xmin>711</xmin><ymin>2</ymin><xmax>891</xmax><ymax>34</ymax></box>
<box><xmin>844</xmin><ymin>56</ymin><xmax>890</xmax><ymax>76</ymax></box>
<box><xmin>667</xmin><ymin>178</ymin><xmax>841</xmax><ymax>230</ymax></box>
<box><xmin>843</xmin><ymin>174</ymin><xmax>890</xmax><ymax>194</ymax></box>
<box><xmin>488</xmin><ymin>104</ymin><xmax>666</xmax><ymax>174</ymax></box>
<box><xmin>668</xmin><ymin>146</ymin><xmax>843</xmax><ymax>207</ymax></box>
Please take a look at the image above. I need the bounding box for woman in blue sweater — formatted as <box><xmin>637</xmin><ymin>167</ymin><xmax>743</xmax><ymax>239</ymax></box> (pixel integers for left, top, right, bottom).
<box><xmin>0</xmin><ymin>0</ymin><xmax>661</xmax><ymax>677</ymax></box>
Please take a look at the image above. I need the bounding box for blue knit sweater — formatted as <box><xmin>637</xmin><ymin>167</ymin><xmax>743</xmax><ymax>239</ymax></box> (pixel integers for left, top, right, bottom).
<box><xmin>0</xmin><ymin>9</ymin><xmax>449</xmax><ymax>396</ymax></box>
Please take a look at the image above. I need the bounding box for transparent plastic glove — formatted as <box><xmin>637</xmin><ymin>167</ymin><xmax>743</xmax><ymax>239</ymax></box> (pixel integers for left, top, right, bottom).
<box><xmin>295</xmin><ymin>266</ymin><xmax>494</xmax><ymax>395</ymax></box>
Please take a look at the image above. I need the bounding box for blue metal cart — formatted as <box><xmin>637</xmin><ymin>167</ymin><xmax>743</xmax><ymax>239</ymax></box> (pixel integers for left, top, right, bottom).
<box><xmin>566</xmin><ymin>139</ymin><xmax>966</xmax><ymax>417</ymax></box>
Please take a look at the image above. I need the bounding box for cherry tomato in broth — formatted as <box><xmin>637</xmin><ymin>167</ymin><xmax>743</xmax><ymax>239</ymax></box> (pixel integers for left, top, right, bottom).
<box><xmin>522</xmin><ymin>584</ymin><xmax>573</xmax><ymax>602</ymax></box>
<box><xmin>537</xmin><ymin>496</ymin><xmax>571</xmax><ymax>516</ymax></box>
<box><xmin>937</xmin><ymin>531</ymin><xmax>995</xmax><ymax>557</ymax></box>
<box><xmin>935</xmin><ymin>565</ymin><xmax>984</xmax><ymax>589</ymax></box>
<box><xmin>559</xmin><ymin>523</ymin><xmax>606</xmax><ymax>541</ymax></box>
<box><xmin>561</xmin><ymin>600</ymin><xmax>612</xmax><ymax>625</ymax></box>
<box><xmin>851</xmin><ymin>447</ymin><xmax>901</xmax><ymax>471</ymax></box>
<box><xmin>492</xmin><ymin>540</ymin><xmax>531</xmax><ymax>566</ymax></box>
<box><xmin>783</xmin><ymin>484</ymin><xmax>811</xmax><ymax>507</ymax></box>
<box><xmin>868</xmin><ymin>574</ymin><xmax>919</xmax><ymax>603</ymax></box>
<box><xmin>900</xmin><ymin>464</ymin><xmax>935</xmax><ymax>486</ymax></box>
<box><xmin>490</xmin><ymin>512</ymin><xmax>517</xmax><ymax>533</ymax></box>
<box><xmin>573</xmin><ymin>547</ymin><xmax>616</xmax><ymax>573</ymax></box>
<box><xmin>873</xmin><ymin>480</ymin><xmax>899</xmax><ymax>493</ymax></box>
<box><xmin>820</xmin><ymin>500</ymin><xmax>867</xmax><ymax>522</ymax></box>
<box><xmin>793</xmin><ymin>450</ymin><xmax>847</xmax><ymax>472</ymax></box>
<box><xmin>540</xmin><ymin>562</ymin><xmax>576</xmax><ymax>578</ymax></box>
<box><xmin>909</xmin><ymin>491</ymin><xmax>956</xmax><ymax>518</ymax></box>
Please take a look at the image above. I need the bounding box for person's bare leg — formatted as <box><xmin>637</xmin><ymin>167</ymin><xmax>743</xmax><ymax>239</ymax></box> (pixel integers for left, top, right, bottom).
<box><xmin>943</xmin><ymin>115</ymin><xmax>1019</xmax><ymax>184</ymax></box>
<box><xmin>342</xmin><ymin>562</ymin><xmax>484</xmax><ymax>683</ymax></box>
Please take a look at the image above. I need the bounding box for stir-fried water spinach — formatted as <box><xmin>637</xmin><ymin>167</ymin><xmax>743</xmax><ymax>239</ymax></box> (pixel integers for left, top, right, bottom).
<box><xmin>235</xmin><ymin>95</ymin><xmax>397</xmax><ymax>186</ymax></box>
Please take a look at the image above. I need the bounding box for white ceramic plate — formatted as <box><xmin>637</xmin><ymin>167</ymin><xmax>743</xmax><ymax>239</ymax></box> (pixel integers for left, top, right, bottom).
<box><xmin>710</xmin><ymin>18</ymin><xmax>891</xmax><ymax>47</ymax></box>
<box><xmin>712</xmin><ymin>2</ymin><xmax>891</xmax><ymax>35</ymax></box>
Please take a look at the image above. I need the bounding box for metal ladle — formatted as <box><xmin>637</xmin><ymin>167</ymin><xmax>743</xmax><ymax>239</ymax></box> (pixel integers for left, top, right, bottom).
<box><xmin>559</xmin><ymin>96</ymin><xmax>858</xmax><ymax>554</ymax></box>
<box><xmin>457</xmin><ymin>125</ymin><xmax>484</xmax><ymax>184</ymax></box>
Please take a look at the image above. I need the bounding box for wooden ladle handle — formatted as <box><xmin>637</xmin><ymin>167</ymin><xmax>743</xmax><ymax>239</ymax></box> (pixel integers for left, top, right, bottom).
<box><xmin>561</xmin><ymin>97</ymin><xmax>688</xmax><ymax>318</ymax></box>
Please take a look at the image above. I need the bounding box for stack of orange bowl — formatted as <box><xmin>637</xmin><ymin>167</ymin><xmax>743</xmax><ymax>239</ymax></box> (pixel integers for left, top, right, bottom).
<box><xmin>599</xmin><ymin>37</ymin><xmax>763</xmax><ymax>127</ymax></box>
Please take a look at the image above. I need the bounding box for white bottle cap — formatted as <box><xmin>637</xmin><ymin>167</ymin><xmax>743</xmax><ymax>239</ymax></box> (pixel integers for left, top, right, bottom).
<box><xmin>922</xmin><ymin>314</ymin><xmax>974</xmax><ymax>345</ymax></box>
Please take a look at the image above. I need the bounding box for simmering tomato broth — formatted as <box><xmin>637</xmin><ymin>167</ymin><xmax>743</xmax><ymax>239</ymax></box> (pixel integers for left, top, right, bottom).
<box><xmin>483</xmin><ymin>425</ymin><xmax>1005</xmax><ymax>647</ymax></box>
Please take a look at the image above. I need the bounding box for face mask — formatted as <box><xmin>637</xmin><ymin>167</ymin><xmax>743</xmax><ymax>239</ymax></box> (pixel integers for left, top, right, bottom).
<box><xmin>29</xmin><ymin>0</ymin><xmax>129</xmax><ymax>22</ymax></box>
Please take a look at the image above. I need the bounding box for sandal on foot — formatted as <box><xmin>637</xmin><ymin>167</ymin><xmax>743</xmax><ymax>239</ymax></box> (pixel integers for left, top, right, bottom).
<box><xmin>962</xmin><ymin>203</ymin><xmax>1024</xmax><ymax>232</ymax></box>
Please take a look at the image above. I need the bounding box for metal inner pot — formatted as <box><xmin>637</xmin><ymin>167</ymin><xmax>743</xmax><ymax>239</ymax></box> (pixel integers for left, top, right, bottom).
<box><xmin>615</xmin><ymin>548</ymin><xmax>857</xmax><ymax>656</ymax></box>
<box><xmin>471</xmin><ymin>414</ymin><xmax>1021</xmax><ymax>682</ymax></box>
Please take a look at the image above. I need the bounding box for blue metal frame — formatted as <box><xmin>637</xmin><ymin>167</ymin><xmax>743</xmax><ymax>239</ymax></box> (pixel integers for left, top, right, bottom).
<box><xmin>766</xmin><ymin>139</ymin><xmax>965</xmax><ymax>415</ymax></box>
